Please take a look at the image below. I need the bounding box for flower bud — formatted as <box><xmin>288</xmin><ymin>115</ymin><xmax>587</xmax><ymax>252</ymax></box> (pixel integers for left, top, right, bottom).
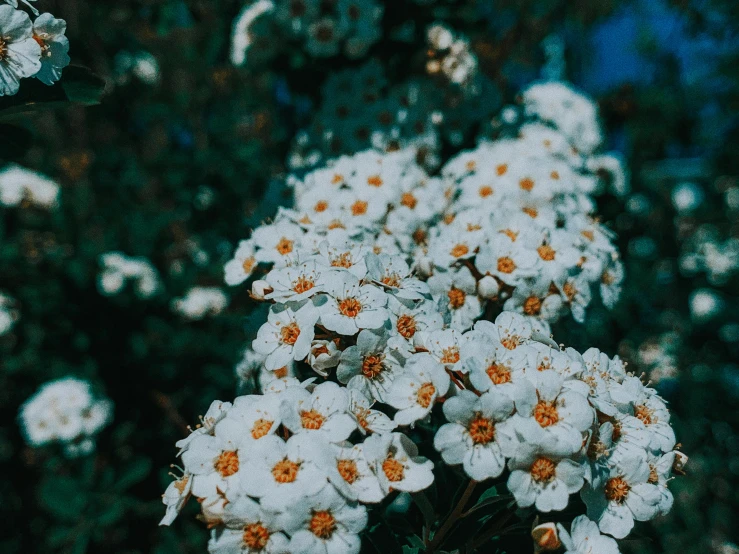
<box><xmin>531</xmin><ymin>521</ymin><xmax>561</xmax><ymax>551</ymax></box>
<box><xmin>308</xmin><ymin>340</ymin><xmax>341</xmax><ymax>377</ymax></box>
<box><xmin>251</xmin><ymin>279</ymin><xmax>273</xmax><ymax>300</ymax></box>
<box><xmin>477</xmin><ymin>275</ymin><xmax>499</xmax><ymax>299</ymax></box>
<box><xmin>673</xmin><ymin>451</ymin><xmax>689</xmax><ymax>473</ymax></box>
<box><xmin>416</xmin><ymin>256</ymin><xmax>434</xmax><ymax>277</ymax></box>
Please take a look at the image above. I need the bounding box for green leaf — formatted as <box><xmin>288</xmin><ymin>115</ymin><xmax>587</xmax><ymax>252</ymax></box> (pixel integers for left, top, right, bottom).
<box><xmin>114</xmin><ymin>456</ymin><xmax>152</xmax><ymax>491</ymax></box>
<box><xmin>38</xmin><ymin>475</ymin><xmax>87</xmax><ymax>521</ymax></box>
<box><xmin>0</xmin><ymin>66</ymin><xmax>105</xmax><ymax>120</ymax></box>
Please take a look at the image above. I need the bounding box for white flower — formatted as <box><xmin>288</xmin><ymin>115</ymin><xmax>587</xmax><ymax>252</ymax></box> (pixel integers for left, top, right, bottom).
<box><xmin>364</xmin><ymin>432</ymin><xmax>434</xmax><ymax>494</ymax></box>
<box><xmin>386</xmin><ymin>352</ymin><xmax>449</xmax><ymax>425</ymax></box>
<box><xmin>318</xmin><ymin>271</ymin><xmax>388</xmax><ymax>335</ymax></box>
<box><xmin>428</xmin><ymin>266</ymin><xmax>482</xmax><ymax>331</ymax></box>
<box><xmin>326</xmin><ymin>441</ymin><xmax>384</xmax><ymax>503</ymax></box>
<box><xmin>227</xmin><ymin>394</ymin><xmax>282</xmax><ymax>444</ymax></box>
<box><xmin>506</xmin><ymin>442</ymin><xmax>585</xmax><ymax>512</ymax></box>
<box><xmin>224</xmin><ymin>239</ymin><xmax>258</xmax><ymax>286</ymax></box>
<box><xmin>172</xmin><ymin>287</ymin><xmax>229</xmax><ymax>320</ymax></box>
<box><xmin>581</xmin><ymin>454</ymin><xmax>662</xmax><ymax>539</ymax></box>
<box><xmin>434</xmin><ymin>389</ymin><xmax>515</xmax><ymax>481</ymax></box>
<box><xmin>18</xmin><ymin>377</ymin><xmax>112</xmax><ymax>456</ymax></box>
<box><xmin>32</xmin><ymin>13</ymin><xmax>70</xmax><ymax>85</ymax></box>
<box><xmin>266</xmin><ymin>260</ymin><xmax>325</xmax><ymax>302</ymax></box>
<box><xmin>230</xmin><ymin>0</ymin><xmax>274</xmax><ymax>67</ymax></box>
<box><xmin>210</xmin><ymin>495</ymin><xmax>290</xmax><ymax>554</ymax></box>
<box><xmin>280</xmin><ymin>381</ymin><xmax>356</xmax><ymax>442</ymax></box>
<box><xmin>0</xmin><ymin>6</ymin><xmax>41</xmax><ymax>96</ymax></box>
<box><xmin>253</xmin><ymin>303</ymin><xmax>319</xmax><ymax>371</ymax></box>
<box><xmin>159</xmin><ymin>474</ymin><xmax>192</xmax><ymax>526</ymax></box>
<box><xmin>386</xmin><ymin>296</ymin><xmax>443</xmax><ymax>344</ymax></box>
<box><xmin>280</xmin><ymin>485</ymin><xmax>368</xmax><ymax>554</ymax></box>
<box><xmin>347</xmin><ymin>389</ymin><xmax>396</xmax><ymax>435</ymax></box>
<box><xmin>338</xmin><ymin>329</ymin><xmax>406</xmax><ymax>402</ymax></box>
<box><xmin>252</xmin><ymin>221</ymin><xmax>302</xmax><ymax>265</ymax></box>
<box><xmin>511</xmin><ymin>371</ymin><xmax>594</xmax><ymax>457</ymax></box>
<box><xmin>240</xmin><ymin>433</ymin><xmax>329</xmax><ymax>512</ymax></box>
<box><xmin>365</xmin><ymin>252</ymin><xmax>429</xmax><ymax>301</ymax></box>
<box><xmin>180</xmin><ymin>417</ymin><xmax>251</xmax><ymax>499</ymax></box>
<box><xmin>421</xmin><ymin>328</ymin><xmax>464</xmax><ymax>370</ymax></box>
<box><xmin>0</xmin><ymin>164</ymin><xmax>59</xmax><ymax>208</ymax></box>
<box><xmin>556</xmin><ymin>515</ymin><xmax>620</xmax><ymax>554</ymax></box>
<box><xmin>307</xmin><ymin>339</ymin><xmax>342</xmax><ymax>376</ymax></box>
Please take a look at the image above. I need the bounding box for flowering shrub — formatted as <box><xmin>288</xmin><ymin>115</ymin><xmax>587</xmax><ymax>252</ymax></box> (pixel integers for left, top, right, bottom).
<box><xmin>160</xmin><ymin>82</ymin><xmax>682</xmax><ymax>551</ymax></box>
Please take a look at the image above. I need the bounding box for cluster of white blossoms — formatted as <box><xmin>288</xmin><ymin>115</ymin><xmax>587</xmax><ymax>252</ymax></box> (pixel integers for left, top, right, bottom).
<box><xmin>18</xmin><ymin>377</ymin><xmax>113</xmax><ymax>457</ymax></box>
<box><xmin>0</xmin><ymin>291</ymin><xmax>18</xmax><ymax>336</ymax></box>
<box><xmin>171</xmin><ymin>287</ymin><xmax>229</xmax><ymax>320</ymax></box>
<box><xmin>0</xmin><ymin>164</ymin><xmax>60</xmax><ymax>208</ymax></box>
<box><xmin>97</xmin><ymin>252</ymin><xmax>161</xmax><ymax>299</ymax></box>
<box><xmin>680</xmin><ymin>225</ymin><xmax>739</xmax><ymax>286</ymax></box>
<box><xmin>426</xmin><ymin>24</ymin><xmax>479</xmax><ymax>88</ymax></box>
<box><xmin>0</xmin><ymin>4</ymin><xmax>70</xmax><ymax>96</ymax></box>
<box><xmin>162</xmin><ymin>308</ymin><xmax>682</xmax><ymax>552</ymax></box>
<box><xmin>230</xmin><ymin>0</ymin><xmax>383</xmax><ymax>66</ymax></box>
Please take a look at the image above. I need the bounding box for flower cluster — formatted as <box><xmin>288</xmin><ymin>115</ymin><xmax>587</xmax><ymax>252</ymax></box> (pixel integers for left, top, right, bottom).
<box><xmin>97</xmin><ymin>252</ymin><xmax>161</xmax><ymax>299</ymax></box>
<box><xmin>18</xmin><ymin>377</ymin><xmax>113</xmax><ymax>457</ymax></box>
<box><xmin>680</xmin><ymin>225</ymin><xmax>739</xmax><ymax>286</ymax></box>
<box><xmin>0</xmin><ymin>4</ymin><xmax>70</xmax><ymax>96</ymax></box>
<box><xmin>162</xmin><ymin>307</ymin><xmax>681</xmax><ymax>552</ymax></box>
<box><xmin>171</xmin><ymin>287</ymin><xmax>229</xmax><ymax>320</ymax></box>
<box><xmin>0</xmin><ymin>291</ymin><xmax>18</xmax><ymax>336</ymax></box>
<box><xmin>426</xmin><ymin>23</ymin><xmax>479</xmax><ymax>88</ymax></box>
<box><xmin>0</xmin><ymin>164</ymin><xmax>60</xmax><ymax>208</ymax></box>
<box><xmin>230</xmin><ymin>0</ymin><xmax>383</xmax><ymax>65</ymax></box>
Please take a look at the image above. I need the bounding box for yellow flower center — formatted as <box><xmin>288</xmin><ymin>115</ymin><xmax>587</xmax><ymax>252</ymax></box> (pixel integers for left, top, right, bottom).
<box><xmin>362</xmin><ymin>354</ymin><xmax>385</xmax><ymax>379</ymax></box>
<box><xmin>310</xmin><ymin>510</ymin><xmax>337</xmax><ymax>539</ymax></box>
<box><xmin>469</xmin><ymin>414</ymin><xmax>495</xmax><ymax>444</ymax></box>
<box><xmin>382</xmin><ymin>457</ymin><xmax>405</xmax><ymax>482</ymax></box>
<box><xmin>497</xmin><ymin>256</ymin><xmax>517</xmax><ymax>274</ymax></box>
<box><xmin>242</xmin><ymin>523</ymin><xmax>271</xmax><ymax>550</ymax></box>
<box><xmin>530</xmin><ymin>457</ymin><xmax>557</xmax><ymax>483</ymax></box>
<box><xmin>604</xmin><ymin>477</ymin><xmax>630</xmax><ymax>503</ymax></box>
<box><xmin>276</xmin><ymin>237</ymin><xmax>294</xmax><ymax>255</ymax></box>
<box><xmin>337</xmin><ymin>459</ymin><xmax>359</xmax><ymax>484</ymax></box>
<box><xmin>486</xmin><ymin>363</ymin><xmax>511</xmax><ymax>385</ymax></box>
<box><xmin>534</xmin><ymin>400</ymin><xmax>559</xmax><ymax>427</ymax></box>
<box><xmin>416</xmin><ymin>383</ymin><xmax>436</xmax><ymax>408</ymax></box>
<box><xmin>396</xmin><ymin>314</ymin><xmax>417</xmax><ymax>338</ymax></box>
<box><xmin>280</xmin><ymin>322</ymin><xmax>301</xmax><ymax>345</ymax></box>
<box><xmin>523</xmin><ymin>296</ymin><xmax>542</xmax><ymax>315</ymax></box>
<box><xmin>338</xmin><ymin>297</ymin><xmax>362</xmax><ymax>317</ymax></box>
<box><xmin>251</xmin><ymin>419</ymin><xmax>273</xmax><ymax>439</ymax></box>
<box><xmin>447</xmin><ymin>287</ymin><xmax>466</xmax><ymax>309</ymax></box>
<box><xmin>214</xmin><ymin>451</ymin><xmax>239</xmax><ymax>477</ymax></box>
<box><xmin>271</xmin><ymin>459</ymin><xmax>300</xmax><ymax>483</ymax></box>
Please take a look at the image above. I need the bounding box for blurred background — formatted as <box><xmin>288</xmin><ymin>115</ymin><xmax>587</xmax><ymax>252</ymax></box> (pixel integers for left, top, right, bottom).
<box><xmin>0</xmin><ymin>0</ymin><xmax>737</xmax><ymax>552</ymax></box>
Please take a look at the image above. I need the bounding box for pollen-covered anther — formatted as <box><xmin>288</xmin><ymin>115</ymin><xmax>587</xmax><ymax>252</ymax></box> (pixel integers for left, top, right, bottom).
<box><xmin>242</xmin><ymin>257</ymin><xmax>256</xmax><ymax>274</ymax></box>
<box><xmin>634</xmin><ymin>404</ymin><xmax>654</xmax><ymax>425</ymax></box>
<box><xmin>242</xmin><ymin>523</ymin><xmax>271</xmax><ymax>550</ymax></box>
<box><xmin>214</xmin><ymin>451</ymin><xmax>239</xmax><ymax>477</ymax></box>
<box><xmin>479</xmin><ymin>185</ymin><xmax>493</xmax><ymax>198</ymax></box>
<box><xmin>337</xmin><ymin>459</ymin><xmax>359</xmax><ymax>484</ymax></box>
<box><xmin>486</xmin><ymin>363</ymin><xmax>511</xmax><ymax>385</ymax></box>
<box><xmin>292</xmin><ymin>275</ymin><xmax>315</xmax><ymax>294</ymax></box>
<box><xmin>271</xmin><ymin>459</ymin><xmax>300</xmax><ymax>483</ymax></box>
<box><xmin>416</xmin><ymin>383</ymin><xmax>436</xmax><ymax>408</ymax></box>
<box><xmin>450</xmin><ymin>243</ymin><xmax>470</xmax><ymax>258</ymax></box>
<box><xmin>338</xmin><ymin>297</ymin><xmax>362</xmax><ymax>317</ymax></box>
<box><xmin>447</xmin><ymin>287</ymin><xmax>466</xmax><ymax>309</ymax></box>
<box><xmin>534</xmin><ymin>400</ymin><xmax>559</xmax><ymax>427</ymax></box>
<box><xmin>519</xmin><ymin>177</ymin><xmax>535</xmax><ymax>191</ymax></box>
<box><xmin>362</xmin><ymin>354</ymin><xmax>385</xmax><ymax>379</ymax></box>
<box><xmin>396</xmin><ymin>314</ymin><xmax>417</xmax><ymax>338</ymax></box>
<box><xmin>469</xmin><ymin>414</ymin><xmax>495</xmax><ymax>444</ymax></box>
<box><xmin>367</xmin><ymin>175</ymin><xmax>383</xmax><ymax>187</ymax></box>
<box><xmin>497</xmin><ymin>256</ymin><xmax>516</xmax><ymax>274</ymax></box>
<box><xmin>530</xmin><ymin>457</ymin><xmax>557</xmax><ymax>483</ymax></box>
<box><xmin>440</xmin><ymin>346</ymin><xmax>460</xmax><ymax>364</ymax></box>
<box><xmin>382</xmin><ymin>456</ymin><xmax>405</xmax><ymax>482</ymax></box>
<box><xmin>381</xmin><ymin>273</ymin><xmax>401</xmax><ymax>287</ymax></box>
<box><xmin>310</xmin><ymin>510</ymin><xmax>337</xmax><ymax>539</ymax></box>
<box><xmin>604</xmin><ymin>477</ymin><xmax>630</xmax><ymax>503</ymax></box>
<box><xmin>300</xmin><ymin>409</ymin><xmax>324</xmax><ymax>430</ymax></box>
<box><xmin>400</xmin><ymin>192</ymin><xmax>417</xmax><ymax>208</ymax></box>
<box><xmin>537</xmin><ymin>245</ymin><xmax>556</xmax><ymax>261</ymax></box>
<box><xmin>275</xmin><ymin>237</ymin><xmax>294</xmax><ymax>255</ymax></box>
<box><xmin>280</xmin><ymin>322</ymin><xmax>301</xmax><ymax>345</ymax></box>
<box><xmin>523</xmin><ymin>295</ymin><xmax>542</xmax><ymax>315</ymax></box>
<box><xmin>251</xmin><ymin>418</ymin><xmax>273</xmax><ymax>439</ymax></box>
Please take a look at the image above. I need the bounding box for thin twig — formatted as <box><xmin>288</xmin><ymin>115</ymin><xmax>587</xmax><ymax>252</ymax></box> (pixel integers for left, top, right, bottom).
<box><xmin>425</xmin><ymin>480</ymin><xmax>477</xmax><ymax>554</ymax></box>
<box><xmin>150</xmin><ymin>390</ymin><xmax>190</xmax><ymax>435</ymax></box>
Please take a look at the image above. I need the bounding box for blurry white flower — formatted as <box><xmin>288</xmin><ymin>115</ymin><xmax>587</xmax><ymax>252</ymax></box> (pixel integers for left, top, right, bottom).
<box><xmin>0</xmin><ymin>164</ymin><xmax>59</xmax><ymax>208</ymax></box>
<box><xmin>0</xmin><ymin>6</ymin><xmax>41</xmax><ymax>96</ymax></box>
<box><xmin>32</xmin><ymin>13</ymin><xmax>70</xmax><ymax>85</ymax></box>
<box><xmin>556</xmin><ymin>515</ymin><xmax>620</xmax><ymax>554</ymax></box>
<box><xmin>172</xmin><ymin>287</ymin><xmax>229</xmax><ymax>320</ymax></box>
<box><xmin>18</xmin><ymin>377</ymin><xmax>112</xmax><ymax>457</ymax></box>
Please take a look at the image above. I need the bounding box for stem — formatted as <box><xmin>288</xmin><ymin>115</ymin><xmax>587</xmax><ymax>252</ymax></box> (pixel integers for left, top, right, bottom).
<box><xmin>425</xmin><ymin>480</ymin><xmax>477</xmax><ymax>554</ymax></box>
<box><xmin>466</xmin><ymin>502</ymin><xmax>516</xmax><ymax>552</ymax></box>
<box><xmin>150</xmin><ymin>390</ymin><xmax>190</xmax><ymax>435</ymax></box>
